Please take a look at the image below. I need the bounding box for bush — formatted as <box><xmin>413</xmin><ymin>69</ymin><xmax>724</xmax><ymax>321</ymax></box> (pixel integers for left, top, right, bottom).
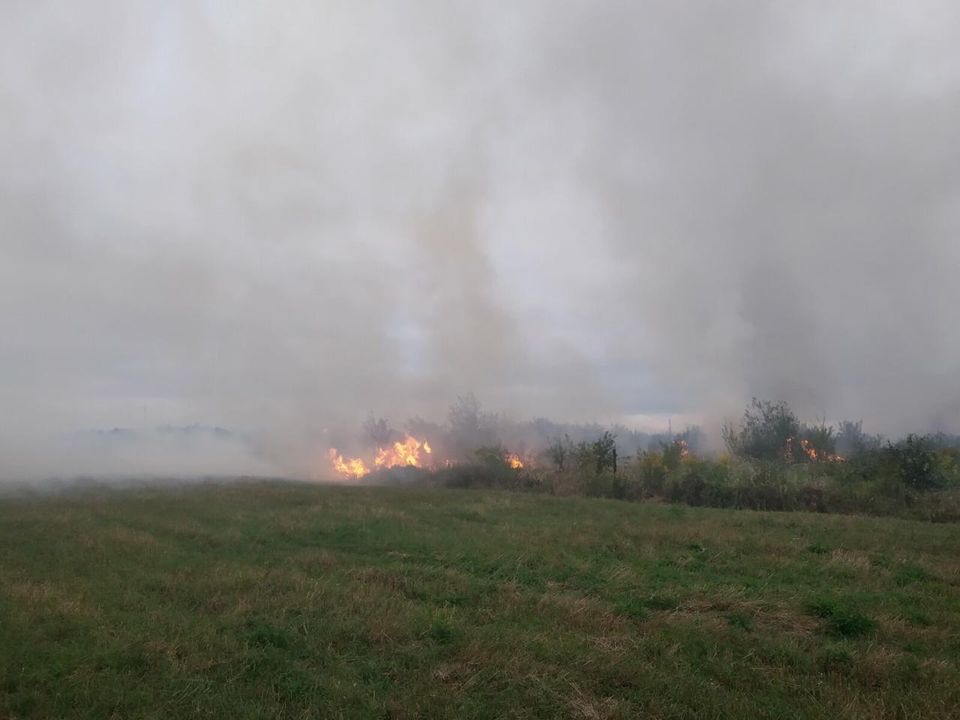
<box><xmin>592</xmin><ymin>432</ymin><xmax>618</xmax><ymax>475</ymax></box>
<box><xmin>433</xmin><ymin>447</ymin><xmax>526</xmax><ymax>491</ymax></box>
<box><xmin>662</xmin><ymin>440</ymin><xmax>685</xmax><ymax>471</ymax></box>
<box><xmin>583</xmin><ymin>469</ymin><xmax>616</xmax><ymax>498</ymax></box>
<box><xmin>664</xmin><ymin>459</ymin><xmax>732</xmax><ymax>507</ymax></box>
<box><xmin>434</xmin><ymin>463</ymin><xmax>495</xmax><ymax>490</ymax></box>
<box><xmin>799</xmin><ymin>422</ymin><xmax>837</xmax><ymax>462</ymax></box>
<box><xmin>886</xmin><ymin>435</ymin><xmax>942</xmax><ymax>491</ymax></box>
<box><xmin>544</xmin><ymin>434</ymin><xmax>573</xmax><ymax>471</ymax></box>
<box><xmin>417</xmin><ymin>400</ymin><xmax>960</xmax><ymax>522</ymax></box>
<box><xmin>722</xmin><ymin>399</ymin><xmax>800</xmax><ymax>461</ymax></box>
<box><xmin>610</xmin><ymin>471</ymin><xmax>641</xmax><ymax>501</ymax></box>
<box><xmin>836</xmin><ymin>420</ymin><xmax>881</xmax><ymax>456</ymax></box>
<box><xmin>633</xmin><ymin>452</ymin><xmax>667</xmax><ymax>496</ymax></box>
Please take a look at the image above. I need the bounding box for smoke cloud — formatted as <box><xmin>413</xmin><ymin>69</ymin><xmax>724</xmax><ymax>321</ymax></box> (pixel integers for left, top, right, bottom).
<box><xmin>2</xmin><ymin>1</ymin><xmax>959</xmax><ymax>479</ymax></box>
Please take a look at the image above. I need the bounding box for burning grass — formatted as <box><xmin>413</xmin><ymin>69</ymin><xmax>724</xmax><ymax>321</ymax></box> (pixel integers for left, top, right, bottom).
<box><xmin>328</xmin><ymin>434</ymin><xmax>436</xmax><ymax>480</ymax></box>
<box><xmin>2</xmin><ymin>481</ymin><xmax>960</xmax><ymax>718</ymax></box>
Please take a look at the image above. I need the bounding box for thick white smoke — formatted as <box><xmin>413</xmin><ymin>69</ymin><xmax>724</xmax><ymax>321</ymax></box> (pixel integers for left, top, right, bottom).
<box><xmin>2</xmin><ymin>1</ymin><xmax>959</xmax><ymax>479</ymax></box>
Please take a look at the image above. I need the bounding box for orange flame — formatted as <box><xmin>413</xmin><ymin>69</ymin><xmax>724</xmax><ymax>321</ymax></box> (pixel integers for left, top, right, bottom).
<box><xmin>506</xmin><ymin>453</ymin><xmax>524</xmax><ymax>469</ymax></box>
<box><xmin>328</xmin><ymin>434</ymin><xmax>433</xmax><ymax>479</ymax></box>
<box><xmin>327</xmin><ymin>449</ymin><xmax>370</xmax><ymax>479</ymax></box>
<box><xmin>375</xmin><ymin>435</ymin><xmax>432</xmax><ymax>469</ymax></box>
<box><xmin>786</xmin><ymin>437</ymin><xmax>845</xmax><ymax>463</ymax></box>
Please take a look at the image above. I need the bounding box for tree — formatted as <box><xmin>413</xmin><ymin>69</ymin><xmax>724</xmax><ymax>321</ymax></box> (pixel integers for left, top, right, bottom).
<box><xmin>722</xmin><ymin>398</ymin><xmax>800</xmax><ymax>461</ymax></box>
<box><xmin>798</xmin><ymin>421</ymin><xmax>837</xmax><ymax>462</ymax></box>
<box><xmin>661</xmin><ymin>438</ymin><xmax>686</xmax><ymax>470</ymax></box>
<box><xmin>592</xmin><ymin>431</ymin><xmax>618</xmax><ymax>475</ymax></box>
<box><xmin>886</xmin><ymin>434</ymin><xmax>941</xmax><ymax>491</ymax></box>
<box><xmin>836</xmin><ymin>420</ymin><xmax>881</xmax><ymax>456</ymax></box>
<box><xmin>545</xmin><ymin>434</ymin><xmax>572</xmax><ymax>472</ymax></box>
<box><xmin>676</xmin><ymin>425</ymin><xmax>706</xmax><ymax>454</ymax></box>
<box><xmin>447</xmin><ymin>393</ymin><xmax>497</xmax><ymax>459</ymax></box>
<box><xmin>362</xmin><ymin>413</ymin><xmax>394</xmax><ymax>447</ymax></box>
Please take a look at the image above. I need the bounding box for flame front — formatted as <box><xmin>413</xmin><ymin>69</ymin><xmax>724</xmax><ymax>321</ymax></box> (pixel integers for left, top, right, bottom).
<box><xmin>375</xmin><ymin>435</ymin><xmax>432</xmax><ymax>469</ymax></box>
<box><xmin>328</xmin><ymin>434</ymin><xmax>433</xmax><ymax>479</ymax></box>
<box><xmin>506</xmin><ymin>453</ymin><xmax>524</xmax><ymax>469</ymax></box>
<box><xmin>328</xmin><ymin>449</ymin><xmax>370</xmax><ymax>479</ymax></box>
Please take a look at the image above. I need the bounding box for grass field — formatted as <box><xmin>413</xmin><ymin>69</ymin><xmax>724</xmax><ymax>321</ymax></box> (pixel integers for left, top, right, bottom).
<box><xmin>2</xmin><ymin>481</ymin><xmax>959</xmax><ymax>719</ymax></box>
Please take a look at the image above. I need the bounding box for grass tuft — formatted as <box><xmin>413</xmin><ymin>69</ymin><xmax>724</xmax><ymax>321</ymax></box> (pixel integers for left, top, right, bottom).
<box><xmin>894</xmin><ymin>563</ymin><xmax>934</xmax><ymax>586</ymax></box>
<box><xmin>805</xmin><ymin>599</ymin><xmax>877</xmax><ymax>638</ymax></box>
<box><xmin>727</xmin><ymin>612</ymin><xmax>755</xmax><ymax>631</ymax></box>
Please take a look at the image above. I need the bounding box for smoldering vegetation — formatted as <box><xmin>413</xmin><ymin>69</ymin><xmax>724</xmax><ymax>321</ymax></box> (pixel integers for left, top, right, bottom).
<box><xmin>10</xmin><ymin>391</ymin><xmax>960</xmax><ymax>523</ymax></box>
<box><xmin>327</xmin><ymin>394</ymin><xmax>704</xmax><ymax>474</ymax></box>
<box><xmin>337</xmin><ymin>395</ymin><xmax>960</xmax><ymax>522</ymax></box>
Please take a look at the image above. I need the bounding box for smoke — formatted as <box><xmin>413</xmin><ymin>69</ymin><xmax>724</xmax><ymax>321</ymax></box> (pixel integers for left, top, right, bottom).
<box><xmin>2</xmin><ymin>1</ymin><xmax>959</xmax><ymax>480</ymax></box>
<box><xmin>3</xmin><ymin>427</ymin><xmax>279</xmax><ymax>485</ymax></box>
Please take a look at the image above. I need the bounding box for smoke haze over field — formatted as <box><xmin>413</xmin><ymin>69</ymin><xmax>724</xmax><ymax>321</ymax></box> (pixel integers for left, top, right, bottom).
<box><xmin>2</xmin><ymin>1</ymin><xmax>960</xmax><ymax>479</ymax></box>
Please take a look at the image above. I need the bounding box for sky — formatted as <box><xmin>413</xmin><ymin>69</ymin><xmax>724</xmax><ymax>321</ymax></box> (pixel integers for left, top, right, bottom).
<box><xmin>2</xmin><ymin>1</ymin><xmax>960</xmax><ymax>479</ymax></box>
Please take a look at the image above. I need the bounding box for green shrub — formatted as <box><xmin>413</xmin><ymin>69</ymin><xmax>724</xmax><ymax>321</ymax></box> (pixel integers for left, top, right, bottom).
<box><xmin>799</xmin><ymin>422</ymin><xmax>838</xmax><ymax>463</ymax></box>
<box><xmin>584</xmin><ymin>469</ymin><xmax>617</xmax><ymax>498</ymax></box>
<box><xmin>660</xmin><ymin>458</ymin><xmax>730</xmax><ymax>507</ymax></box>
<box><xmin>422</xmin><ymin>413</ymin><xmax>960</xmax><ymax>521</ymax></box>
<box><xmin>592</xmin><ymin>431</ymin><xmax>618</xmax><ymax>475</ymax></box>
<box><xmin>436</xmin><ymin>462</ymin><xmax>504</xmax><ymax>490</ymax></box>
<box><xmin>634</xmin><ymin>452</ymin><xmax>667</xmax><ymax>496</ymax></box>
<box><xmin>544</xmin><ymin>434</ymin><xmax>573</xmax><ymax>471</ymax></box>
<box><xmin>722</xmin><ymin>399</ymin><xmax>800</xmax><ymax>461</ymax></box>
<box><xmin>610</xmin><ymin>472</ymin><xmax>642</xmax><ymax>501</ymax></box>
<box><xmin>886</xmin><ymin>435</ymin><xmax>942</xmax><ymax>491</ymax></box>
<box><xmin>662</xmin><ymin>439</ymin><xmax>685</xmax><ymax>471</ymax></box>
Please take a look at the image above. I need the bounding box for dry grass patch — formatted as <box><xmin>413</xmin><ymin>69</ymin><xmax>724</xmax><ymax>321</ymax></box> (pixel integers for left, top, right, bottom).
<box><xmin>3</xmin><ymin>578</ymin><xmax>102</xmax><ymax>621</ymax></box>
<box><xmin>567</xmin><ymin>684</ymin><xmax>621</xmax><ymax>720</ymax></box>
<box><xmin>752</xmin><ymin>605</ymin><xmax>821</xmax><ymax>636</ymax></box>
<box><xmin>829</xmin><ymin>549</ymin><xmax>872</xmax><ymax>573</ymax></box>
<box><xmin>537</xmin><ymin>592</ymin><xmax>626</xmax><ymax>634</ymax></box>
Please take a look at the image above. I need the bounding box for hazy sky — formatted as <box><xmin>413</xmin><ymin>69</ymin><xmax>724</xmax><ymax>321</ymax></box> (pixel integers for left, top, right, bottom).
<box><xmin>3</xmin><ymin>1</ymin><xmax>960</xmax><ymax>477</ymax></box>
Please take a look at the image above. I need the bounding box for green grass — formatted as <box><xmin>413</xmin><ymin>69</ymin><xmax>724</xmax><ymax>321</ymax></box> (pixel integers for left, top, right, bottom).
<box><xmin>804</xmin><ymin>599</ymin><xmax>877</xmax><ymax>638</ymax></box>
<box><xmin>1</xmin><ymin>481</ymin><xmax>959</xmax><ymax>719</ymax></box>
